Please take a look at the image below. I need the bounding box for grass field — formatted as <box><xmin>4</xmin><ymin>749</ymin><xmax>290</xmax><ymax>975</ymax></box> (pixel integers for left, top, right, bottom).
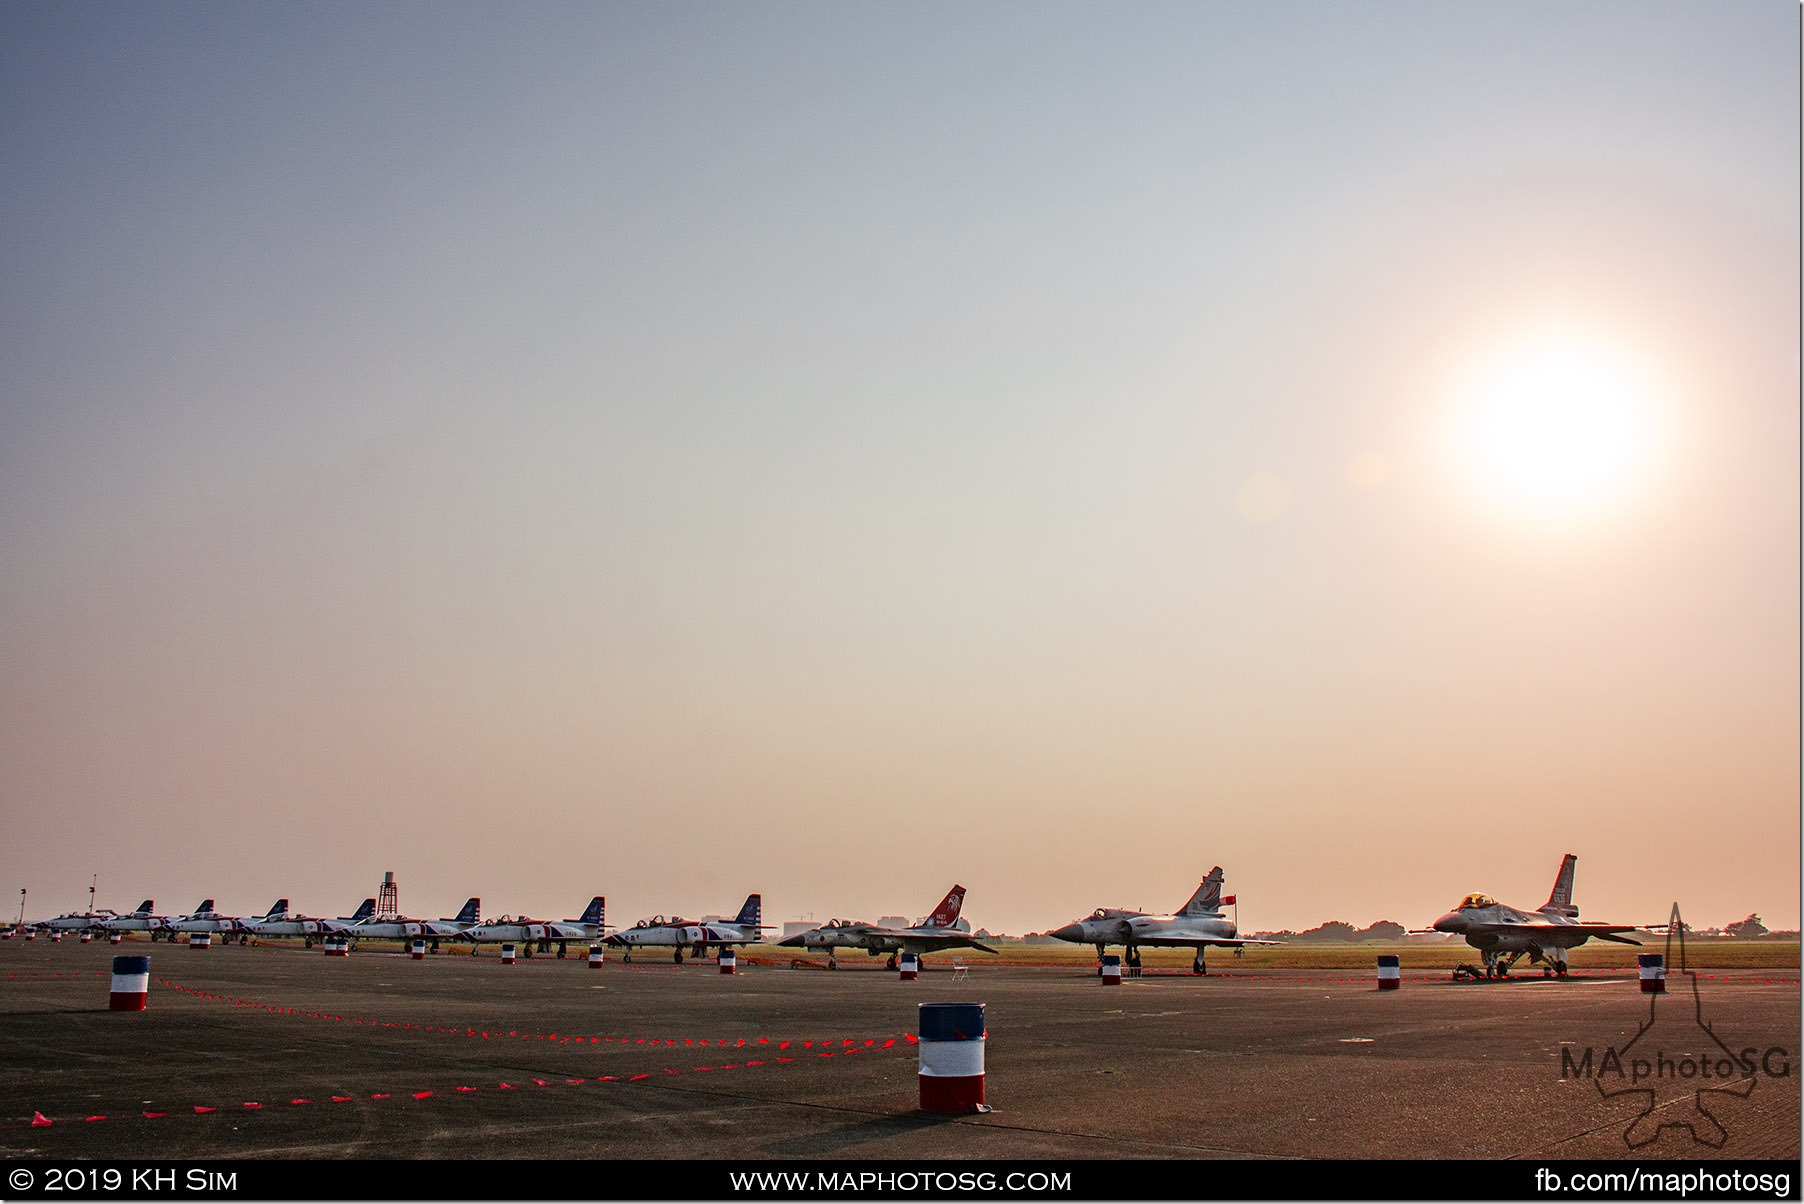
<box><xmin>751</xmin><ymin>937</ymin><xmax>1803</xmax><ymax>973</ymax></box>
<box><xmin>109</xmin><ymin>932</ymin><xmax>1799</xmax><ymax>973</ymax></box>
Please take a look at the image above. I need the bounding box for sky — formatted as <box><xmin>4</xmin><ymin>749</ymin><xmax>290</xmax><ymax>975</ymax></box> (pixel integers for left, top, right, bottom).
<box><xmin>1</xmin><ymin>2</ymin><xmax>1797</xmax><ymax>936</ymax></box>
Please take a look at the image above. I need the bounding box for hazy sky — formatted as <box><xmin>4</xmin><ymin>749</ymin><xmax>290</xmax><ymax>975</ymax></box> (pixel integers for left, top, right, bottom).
<box><xmin>2</xmin><ymin>3</ymin><xmax>1797</xmax><ymax>935</ymax></box>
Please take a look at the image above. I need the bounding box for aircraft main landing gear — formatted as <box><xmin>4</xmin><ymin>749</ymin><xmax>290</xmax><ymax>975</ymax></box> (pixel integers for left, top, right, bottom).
<box><xmin>1192</xmin><ymin>951</ymin><xmax>1208</xmax><ymax>976</ymax></box>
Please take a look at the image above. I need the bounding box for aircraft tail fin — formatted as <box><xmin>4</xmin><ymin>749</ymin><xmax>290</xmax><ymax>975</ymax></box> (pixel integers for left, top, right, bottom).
<box><xmin>453</xmin><ymin>898</ymin><xmax>480</xmax><ymax>924</ymax></box>
<box><xmin>1541</xmin><ymin>854</ymin><xmax>1579</xmax><ymax>917</ymax></box>
<box><xmin>134</xmin><ymin>900</ymin><xmax>154</xmax><ymax>916</ymax></box>
<box><xmin>924</xmin><ymin>886</ymin><xmax>966</xmax><ymax>928</ymax></box>
<box><xmin>194</xmin><ymin>899</ymin><xmax>215</xmax><ymax>916</ymax></box>
<box><xmin>267</xmin><ymin>899</ymin><xmax>288</xmax><ymax>918</ymax></box>
<box><xmin>733</xmin><ymin>894</ymin><xmax>762</xmax><ymax>928</ymax></box>
<box><xmin>577</xmin><ymin>896</ymin><xmax>605</xmax><ymax>926</ymax></box>
<box><xmin>348</xmin><ymin>898</ymin><xmax>375</xmax><ymax>923</ymax></box>
<box><xmin>1180</xmin><ymin>868</ymin><xmax>1226</xmax><ymax>917</ymax></box>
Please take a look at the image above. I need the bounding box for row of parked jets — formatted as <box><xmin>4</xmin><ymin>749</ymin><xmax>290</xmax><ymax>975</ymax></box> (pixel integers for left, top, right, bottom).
<box><xmin>18</xmin><ymin>856</ymin><xmax>1642</xmax><ymax>978</ymax></box>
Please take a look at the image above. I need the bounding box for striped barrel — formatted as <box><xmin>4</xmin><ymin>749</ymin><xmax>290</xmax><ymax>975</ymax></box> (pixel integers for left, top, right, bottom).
<box><xmin>109</xmin><ymin>933</ymin><xmax>122</xmax><ymax>945</ymax></box>
<box><xmin>1101</xmin><ymin>954</ymin><xmax>1123</xmax><ymax>985</ymax></box>
<box><xmin>1639</xmin><ymin>953</ymin><xmax>1665</xmax><ymax>994</ymax></box>
<box><xmin>110</xmin><ymin>955</ymin><xmax>150</xmax><ymax>1011</ymax></box>
<box><xmin>80</xmin><ymin>931</ymin><xmax>92</xmax><ymax>944</ymax></box>
<box><xmin>324</xmin><ymin>935</ymin><xmax>349</xmax><ymax>957</ymax></box>
<box><xmin>918</xmin><ymin>1003</ymin><xmax>986</xmax><ymax>1114</ymax></box>
<box><xmin>410</xmin><ymin>940</ymin><xmax>426</xmax><ymax>960</ymax></box>
<box><xmin>501</xmin><ymin>944</ymin><xmax>517</xmax><ymax>965</ymax></box>
<box><xmin>50</xmin><ymin>932</ymin><xmax>62</xmax><ymax>943</ymax></box>
<box><xmin>189</xmin><ymin>932</ymin><xmax>211</xmax><ymax>950</ymax></box>
<box><xmin>719</xmin><ymin>948</ymin><xmax>737</xmax><ymax>974</ymax></box>
<box><xmin>1377</xmin><ymin>954</ymin><xmax>1401</xmax><ymax>990</ymax></box>
<box><xmin>588</xmin><ymin>945</ymin><xmax>605</xmax><ymax>968</ymax></box>
<box><xmin>24</xmin><ymin>929</ymin><xmax>35</xmax><ymax>941</ymax></box>
<box><xmin>0</xmin><ymin>929</ymin><xmax>11</xmax><ymax>939</ymax></box>
<box><xmin>899</xmin><ymin>952</ymin><xmax>919</xmax><ymax>981</ymax></box>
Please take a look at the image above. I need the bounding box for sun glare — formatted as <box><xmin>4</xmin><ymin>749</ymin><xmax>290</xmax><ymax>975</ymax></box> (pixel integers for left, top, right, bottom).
<box><xmin>1449</xmin><ymin>331</ymin><xmax>1665</xmax><ymax>520</ymax></box>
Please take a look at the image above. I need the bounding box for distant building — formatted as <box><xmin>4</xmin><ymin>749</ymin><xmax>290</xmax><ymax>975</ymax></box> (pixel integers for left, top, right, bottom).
<box><xmin>782</xmin><ymin>921</ymin><xmax>816</xmax><ymax>939</ymax></box>
<box><xmin>879</xmin><ymin>916</ymin><xmax>908</xmax><ymax>929</ymax></box>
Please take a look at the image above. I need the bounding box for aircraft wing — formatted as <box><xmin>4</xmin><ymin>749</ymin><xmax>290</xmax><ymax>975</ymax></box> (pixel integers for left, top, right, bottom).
<box><xmin>1475</xmin><ymin>921</ymin><xmax>1643</xmax><ymax>945</ymax></box>
<box><xmin>892</xmin><ymin>930</ymin><xmax>1000</xmax><ymax>955</ymax></box>
<box><xmin>1132</xmin><ymin>935</ymin><xmax>1285</xmax><ymax>949</ymax></box>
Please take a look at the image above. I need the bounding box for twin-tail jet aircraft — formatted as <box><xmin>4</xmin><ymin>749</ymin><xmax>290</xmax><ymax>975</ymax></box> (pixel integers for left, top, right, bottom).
<box><xmin>777</xmin><ymin>885</ymin><xmax>996</xmax><ymax>969</ymax></box>
<box><xmin>606</xmin><ymin>894</ymin><xmax>765</xmax><ymax>963</ymax></box>
<box><xmin>463</xmin><ymin>897</ymin><xmax>606</xmax><ymax>957</ymax></box>
<box><xmin>1428</xmin><ymin>853</ymin><xmax>1642</xmax><ymax>978</ymax></box>
<box><xmin>1049</xmin><ymin>867</ymin><xmax>1280</xmax><ymax>975</ymax></box>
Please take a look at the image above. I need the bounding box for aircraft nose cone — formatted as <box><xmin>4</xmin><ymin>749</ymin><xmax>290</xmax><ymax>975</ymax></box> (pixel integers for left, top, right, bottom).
<box><xmin>1432</xmin><ymin>911</ymin><xmax>1464</xmax><ymax>934</ymax></box>
<box><xmin>775</xmin><ymin>934</ymin><xmax>803</xmax><ymax>947</ymax></box>
<box><xmin>1049</xmin><ymin>923</ymin><xmax>1085</xmax><ymax>943</ymax></box>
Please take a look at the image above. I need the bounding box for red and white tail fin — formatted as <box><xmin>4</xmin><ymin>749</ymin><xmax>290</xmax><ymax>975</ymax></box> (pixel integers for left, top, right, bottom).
<box><xmin>1180</xmin><ymin>868</ymin><xmax>1226</xmax><ymax>917</ymax></box>
<box><xmin>1541</xmin><ymin>854</ymin><xmax>1579</xmax><ymax>917</ymax></box>
<box><xmin>923</xmin><ymin>885</ymin><xmax>965</xmax><ymax>928</ymax></box>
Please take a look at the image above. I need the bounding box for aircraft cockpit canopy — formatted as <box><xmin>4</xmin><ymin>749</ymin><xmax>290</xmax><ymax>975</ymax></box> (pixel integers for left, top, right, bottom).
<box><xmin>825</xmin><ymin>919</ymin><xmax>866</xmax><ymax>929</ymax></box>
<box><xmin>1091</xmin><ymin>908</ymin><xmax>1112</xmax><ymax>920</ymax></box>
<box><xmin>1458</xmin><ymin>893</ymin><xmax>1497</xmax><ymax>910</ymax></box>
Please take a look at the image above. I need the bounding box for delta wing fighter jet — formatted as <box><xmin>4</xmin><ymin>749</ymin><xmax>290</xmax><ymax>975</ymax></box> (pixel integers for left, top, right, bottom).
<box><xmin>464</xmin><ymin>897</ymin><xmax>606</xmax><ymax>957</ymax></box>
<box><xmin>1429</xmin><ymin>853</ymin><xmax>1642</xmax><ymax>979</ymax></box>
<box><xmin>607</xmin><ymin>894</ymin><xmax>765</xmax><ymax>963</ymax></box>
<box><xmin>1049</xmin><ymin>867</ymin><xmax>1280</xmax><ymax>975</ymax></box>
<box><xmin>777</xmin><ymin>885</ymin><xmax>997</xmax><ymax>969</ymax></box>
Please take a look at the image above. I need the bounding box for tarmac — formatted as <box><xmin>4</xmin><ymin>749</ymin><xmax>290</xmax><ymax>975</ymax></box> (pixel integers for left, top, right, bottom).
<box><xmin>1</xmin><ymin>938</ymin><xmax>1797</xmax><ymax>1163</ymax></box>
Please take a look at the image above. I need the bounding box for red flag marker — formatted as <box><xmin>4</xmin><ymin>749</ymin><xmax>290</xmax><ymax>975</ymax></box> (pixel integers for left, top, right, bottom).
<box><xmin>412</xmin><ymin>1092</ymin><xmax>433</xmax><ymax>1099</ymax></box>
<box><xmin>193</xmin><ymin>1106</ymin><xmax>214</xmax><ymax>1114</ymax></box>
<box><xmin>143</xmin><ymin>1112</ymin><xmax>167</xmax><ymax>1119</ymax></box>
<box><xmin>31</xmin><ymin>1111</ymin><xmax>52</xmax><ymax>1126</ymax></box>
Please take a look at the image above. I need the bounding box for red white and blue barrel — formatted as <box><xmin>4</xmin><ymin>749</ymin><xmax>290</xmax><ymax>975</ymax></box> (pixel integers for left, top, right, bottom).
<box><xmin>324</xmin><ymin>935</ymin><xmax>348</xmax><ymax>957</ymax></box>
<box><xmin>109</xmin><ymin>933</ymin><xmax>122</xmax><ymax>945</ymax></box>
<box><xmin>899</xmin><ymin>952</ymin><xmax>919</xmax><ymax>981</ymax></box>
<box><xmin>1</xmin><ymin>928</ymin><xmax>11</xmax><ymax>940</ymax></box>
<box><xmin>1377</xmin><ymin>954</ymin><xmax>1401</xmax><ymax>990</ymax></box>
<box><xmin>50</xmin><ymin>932</ymin><xmax>62</xmax><ymax>943</ymax></box>
<box><xmin>501</xmin><ymin>944</ymin><xmax>517</xmax><ymax>965</ymax></box>
<box><xmin>110</xmin><ymin>955</ymin><xmax>151</xmax><ymax>1011</ymax></box>
<box><xmin>1638</xmin><ymin>953</ymin><xmax>1665</xmax><ymax>994</ymax></box>
<box><xmin>918</xmin><ymin>1002</ymin><xmax>986</xmax><ymax>1114</ymax></box>
<box><xmin>24</xmin><ymin>929</ymin><xmax>35</xmax><ymax>941</ymax></box>
<box><xmin>189</xmin><ymin>931</ymin><xmax>211</xmax><ymax>950</ymax></box>
<box><xmin>80</xmin><ymin>931</ymin><xmax>92</xmax><ymax>944</ymax></box>
<box><xmin>410</xmin><ymin>940</ymin><xmax>426</xmax><ymax>960</ymax></box>
<box><xmin>588</xmin><ymin>945</ymin><xmax>605</xmax><ymax>968</ymax></box>
<box><xmin>1101</xmin><ymin>954</ymin><xmax>1122</xmax><ymax>985</ymax></box>
<box><xmin>719</xmin><ymin>948</ymin><xmax>737</xmax><ymax>974</ymax></box>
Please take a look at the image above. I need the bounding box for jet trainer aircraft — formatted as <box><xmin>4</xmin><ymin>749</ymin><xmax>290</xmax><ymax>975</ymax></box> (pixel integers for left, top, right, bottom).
<box><xmin>97</xmin><ymin>901</ymin><xmax>161</xmax><ymax>938</ymax></box>
<box><xmin>163</xmin><ymin>900</ymin><xmax>236</xmax><ymax>937</ymax></box>
<box><xmin>463</xmin><ymin>897</ymin><xmax>606</xmax><ymax>957</ymax></box>
<box><xmin>343</xmin><ymin>898</ymin><xmax>481</xmax><ymax>948</ymax></box>
<box><xmin>316</xmin><ymin>899</ymin><xmax>377</xmax><ymax>935</ymax></box>
<box><xmin>1048</xmin><ymin>867</ymin><xmax>1280</xmax><ymax>975</ymax></box>
<box><xmin>606</xmin><ymin>894</ymin><xmax>765</xmax><ymax>963</ymax></box>
<box><xmin>776</xmin><ymin>885</ymin><xmax>997</xmax><ymax>969</ymax></box>
<box><xmin>1429</xmin><ymin>853</ymin><xmax>1642</xmax><ymax>978</ymax></box>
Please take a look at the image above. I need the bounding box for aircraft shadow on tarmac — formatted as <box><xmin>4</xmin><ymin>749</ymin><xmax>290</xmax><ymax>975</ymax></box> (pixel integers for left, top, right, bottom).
<box><xmin>760</xmin><ymin>1112</ymin><xmax>961</xmax><ymax>1156</ymax></box>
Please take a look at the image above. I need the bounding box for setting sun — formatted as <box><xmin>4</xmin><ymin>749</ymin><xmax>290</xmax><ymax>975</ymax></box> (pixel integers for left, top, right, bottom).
<box><xmin>1449</xmin><ymin>331</ymin><xmax>1667</xmax><ymax>520</ymax></box>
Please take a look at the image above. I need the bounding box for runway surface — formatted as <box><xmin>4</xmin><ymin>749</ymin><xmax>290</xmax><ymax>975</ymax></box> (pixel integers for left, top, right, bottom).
<box><xmin>1</xmin><ymin>940</ymin><xmax>1797</xmax><ymax>1161</ymax></box>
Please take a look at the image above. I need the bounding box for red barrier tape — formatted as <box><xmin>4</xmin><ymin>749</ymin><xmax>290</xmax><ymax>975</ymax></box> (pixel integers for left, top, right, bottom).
<box><xmin>17</xmin><ymin>1040</ymin><xmax>905</xmax><ymax>1129</ymax></box>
